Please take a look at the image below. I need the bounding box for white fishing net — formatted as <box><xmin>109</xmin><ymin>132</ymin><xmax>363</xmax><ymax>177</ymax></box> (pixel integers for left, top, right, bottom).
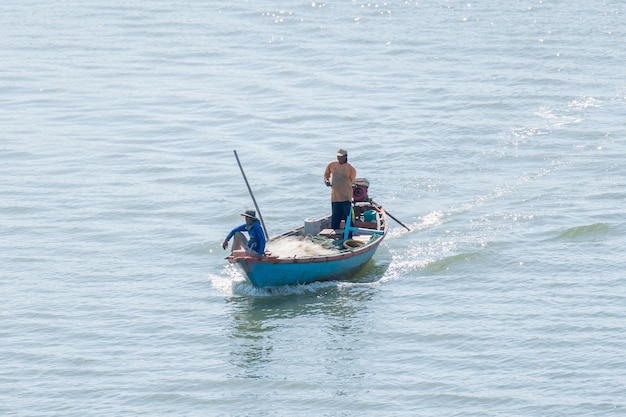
<box><xmin>266</xmin><ymin>236</ymin><xmax>338</xmax><ymax>258</ymax></box>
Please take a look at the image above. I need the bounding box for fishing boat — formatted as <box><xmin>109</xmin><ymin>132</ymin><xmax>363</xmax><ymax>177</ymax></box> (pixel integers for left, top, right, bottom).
<box><xmin>226</xmin><ymin>178</ymin><xmax>389</xmax><ymax>288</ymax></box>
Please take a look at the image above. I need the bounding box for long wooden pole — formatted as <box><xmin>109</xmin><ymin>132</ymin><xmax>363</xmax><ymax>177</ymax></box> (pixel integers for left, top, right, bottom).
<box><xmin>233</xmin><ymin>150</ymin><xmax>269</xmax><ymax>238</ymax></box>
<box><xmin>384</xmin><ymin>208</ymin><xmax>411</xmax><ymax>232</ymax></box>
<box><xmin>372</xmin><ymin>201</ymin><xmax>411</xmax><ymax>232</ymax></box>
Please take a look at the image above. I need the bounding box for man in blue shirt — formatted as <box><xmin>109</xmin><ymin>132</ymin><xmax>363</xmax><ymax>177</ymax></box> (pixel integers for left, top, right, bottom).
<box><xmin>222</xmin><ymin>209</ymin><xmax>266</xmax><ymax>257</ymax></box>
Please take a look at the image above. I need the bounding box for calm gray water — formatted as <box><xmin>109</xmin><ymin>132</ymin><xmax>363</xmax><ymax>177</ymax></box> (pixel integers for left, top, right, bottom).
<box><xmin>2</xmin><ymin>1</ymin><xmax>625</xmax><ymax>416</ymax></box>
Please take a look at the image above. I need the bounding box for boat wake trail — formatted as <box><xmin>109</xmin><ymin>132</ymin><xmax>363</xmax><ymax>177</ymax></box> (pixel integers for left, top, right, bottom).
<box><xmin>381</xmin><ymin>95</ymin><xmax>614</xmax><ymax>282</ymax></box>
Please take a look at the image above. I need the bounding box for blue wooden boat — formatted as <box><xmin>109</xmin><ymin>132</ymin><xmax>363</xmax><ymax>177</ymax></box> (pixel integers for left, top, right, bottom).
<box><xmin>226</xmin><ymin>188</ymin><xmax>388</xmax><ymax>288</ymax></box>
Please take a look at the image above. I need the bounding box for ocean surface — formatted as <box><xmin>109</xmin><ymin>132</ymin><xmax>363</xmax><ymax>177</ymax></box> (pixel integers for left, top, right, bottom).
<box><xmin>2</xmin><ymin>1</ymin><xmax>625</xmax><ymax>416</ymax></box>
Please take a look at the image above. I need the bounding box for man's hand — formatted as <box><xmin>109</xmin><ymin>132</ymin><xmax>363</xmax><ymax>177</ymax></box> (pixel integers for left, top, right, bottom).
<box><xmin>222</xmin><ymin>239</ymin><xmax>229</xmax><ymax>250</ymax></box>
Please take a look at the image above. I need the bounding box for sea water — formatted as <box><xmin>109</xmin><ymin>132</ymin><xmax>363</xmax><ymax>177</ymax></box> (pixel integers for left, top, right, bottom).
<box><xmin>2</xmin><ymin>1</ymin><xmax>625</xmax><ymax>416</ymax></box>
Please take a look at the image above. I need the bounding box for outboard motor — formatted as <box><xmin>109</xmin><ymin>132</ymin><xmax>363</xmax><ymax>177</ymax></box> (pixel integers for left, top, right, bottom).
<box><xmin>352</xmin><ymin>178</ymin><xmax>370</xmax><ymax>202</ymax></box>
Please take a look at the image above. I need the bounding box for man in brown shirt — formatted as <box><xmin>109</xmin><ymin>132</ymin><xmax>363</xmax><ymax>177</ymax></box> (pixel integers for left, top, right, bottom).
<box><xmin>324</xmin><ymin>148</ymin><xmax>357</xmax><ymax>229</ymax></box>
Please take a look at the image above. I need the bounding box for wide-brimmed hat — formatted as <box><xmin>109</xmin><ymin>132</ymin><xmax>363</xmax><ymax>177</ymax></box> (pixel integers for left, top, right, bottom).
<box><xmin>241</xmin><ymin>209</ymin><xmax>257</xmax><ymax>220</ymax></box>
<box><xmin>336</xmin><ymin>148</ymin><xmax>348</xmax><ymax>157</ymax></box>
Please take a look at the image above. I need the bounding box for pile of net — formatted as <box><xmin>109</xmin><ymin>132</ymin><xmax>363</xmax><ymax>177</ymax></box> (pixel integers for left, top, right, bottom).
<box><xmin>266</xmin><ymin>236</ymin><xmax>344</xmax><ymax>258</ymax></box>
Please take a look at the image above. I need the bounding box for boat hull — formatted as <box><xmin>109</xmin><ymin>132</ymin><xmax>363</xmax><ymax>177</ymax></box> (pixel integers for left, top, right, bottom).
<box><xmin>227</xmin><ymin>204</ymin><xmax>388</xmax><ymax>288</ymax></box>
<box><xmin>233</xmin><ymin>236</ymin><xmax>384</xmax><ymax>287</ymax></box>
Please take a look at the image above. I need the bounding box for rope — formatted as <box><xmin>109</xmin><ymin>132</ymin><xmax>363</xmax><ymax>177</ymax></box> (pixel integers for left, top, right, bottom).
<box><xmin>306</xmin><ymin>235</ymin><xmax>346</xmax><ymax>251</ymax></box>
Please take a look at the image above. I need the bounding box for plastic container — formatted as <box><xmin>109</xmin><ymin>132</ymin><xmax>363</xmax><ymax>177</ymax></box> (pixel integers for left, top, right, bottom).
<box><xmin>363</xmin><ymin>210</ymin><xmax>376</xmax><ymax>222</ymax></box>
<box><xmin>304</xmin><ymin>218</ymin><xmax>323</xmax><ymax>236</ymax></box>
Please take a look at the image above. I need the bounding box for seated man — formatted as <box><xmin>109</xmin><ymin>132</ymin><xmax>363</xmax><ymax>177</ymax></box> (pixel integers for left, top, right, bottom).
<box><xmin>222</xmin><ymin>209</ymin><xmax>266</xmax><ymax>257</ymax></box>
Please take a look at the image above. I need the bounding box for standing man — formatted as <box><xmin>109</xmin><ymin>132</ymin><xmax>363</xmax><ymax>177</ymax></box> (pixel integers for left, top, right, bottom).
<box><xmin>324</xmin><ymin>148</ymin><xmax>357</xmax><ymax>230</ymax></box>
